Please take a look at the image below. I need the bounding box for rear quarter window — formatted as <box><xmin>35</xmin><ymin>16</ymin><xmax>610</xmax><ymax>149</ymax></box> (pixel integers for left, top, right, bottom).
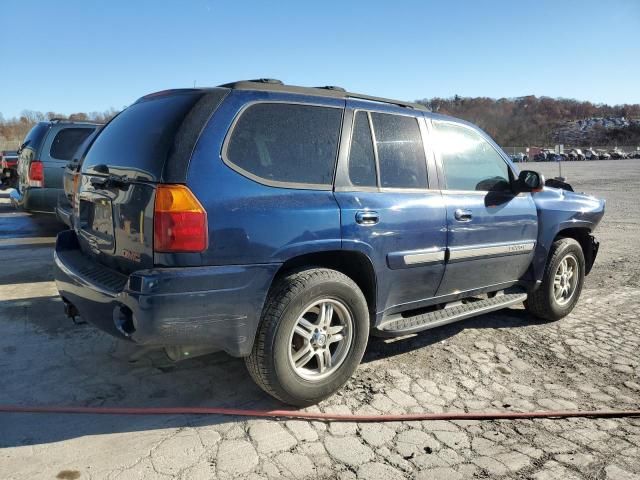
<box><xmin>50</xmin><ymin>127</ymin><xmax>95</xmax><ymax>160</ymax></box>
<box><xmin>225</xmin><ymin>103</ymin><xmax>343</xmax><ymax>187</ymax></box>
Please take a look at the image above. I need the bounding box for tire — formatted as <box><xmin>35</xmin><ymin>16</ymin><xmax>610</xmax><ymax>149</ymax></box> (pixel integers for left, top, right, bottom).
<box><xmin>245</xmin><ymin>268</ymin><xmax>370</xmax><ymax>406</ymax></box>
<box><xmin>525</xmin><ymin>238</ymin><xmax>585</xmax><ymax>321</ymax></box>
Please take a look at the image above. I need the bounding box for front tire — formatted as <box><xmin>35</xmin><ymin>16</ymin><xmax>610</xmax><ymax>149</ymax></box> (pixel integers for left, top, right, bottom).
<box><xmin>246</xmin><ymin>268</ymin><xmax>370</xmax><ymax>406</ymax></box>
<box><xmin>525</xmin><ymin>238</ymin><xmax>585</xmax><ymax>321</ymax></box>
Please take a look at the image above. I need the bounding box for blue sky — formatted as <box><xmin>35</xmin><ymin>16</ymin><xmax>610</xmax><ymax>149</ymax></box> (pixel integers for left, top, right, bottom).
<box><xmin>1</xmin><ymin>0</ymin><xmax>639</xmax><ymax>118</ymax></box>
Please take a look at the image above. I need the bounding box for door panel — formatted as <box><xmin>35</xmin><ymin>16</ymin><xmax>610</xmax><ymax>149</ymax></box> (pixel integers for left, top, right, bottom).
<box><xmin>436</xmin><ymin>191</ymin><xmax>538</xmax><ymax>295</ymax></box>
<box><xmin>336</xmin><ymin>191</ymin><xmax>446</xmax><ymax>314</ymax></box>
<box><xmin>335</xmin><ymin>102</ymin><xmax>447</xmax><ymax>316</ymax></box>
<box><xmin>431</xmin><ymin>120</ymin><xmax>538</xmax><ymax>295</ymax></box>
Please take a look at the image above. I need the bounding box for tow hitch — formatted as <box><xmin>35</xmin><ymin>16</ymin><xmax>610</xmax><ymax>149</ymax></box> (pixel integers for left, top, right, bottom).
<box><xmin>62</xmin><ymin>298</ymin><xmax>85</xmax><ymax>325</ymax></box>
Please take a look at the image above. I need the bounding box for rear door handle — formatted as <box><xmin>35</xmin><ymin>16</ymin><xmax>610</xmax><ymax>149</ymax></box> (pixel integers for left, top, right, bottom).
<box><xmin>355</xmin><ymin>210</ymin><xmax>379</xmax><ymax>225</ymax></box>
<box><xmin>454</xmin><ymin>209</ymin><xmax>473</xmax><ymax>222</ymax></box>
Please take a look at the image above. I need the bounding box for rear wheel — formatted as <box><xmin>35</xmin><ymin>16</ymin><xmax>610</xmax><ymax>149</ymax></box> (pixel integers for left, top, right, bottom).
<box><xmin>246</xmin><ymin>268</ymin><xmax>369</xmax><ymax>406</ymax></box>
<box><xmin>525</xmin><ymin>238</ymin><xmax>585</xmax><ymax>321</ymax></box>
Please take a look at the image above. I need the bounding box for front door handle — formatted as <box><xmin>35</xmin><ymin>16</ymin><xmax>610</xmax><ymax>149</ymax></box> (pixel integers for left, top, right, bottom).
<box><xmin>454</xmin><ymin>209</ymin><xmax>473</xmax><ymax>222</ymax></box>
<box><xmin>355</xmin><ymin>210</ymin><xmax>379</xmax><ymax>225</ymax></box>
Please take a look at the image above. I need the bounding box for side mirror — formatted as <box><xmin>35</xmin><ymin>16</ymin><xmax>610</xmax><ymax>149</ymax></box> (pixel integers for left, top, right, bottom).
<box><xmin>515</xmin><ymin>170</ymin><xmax>545</xmax><ymax>193</ymax></box>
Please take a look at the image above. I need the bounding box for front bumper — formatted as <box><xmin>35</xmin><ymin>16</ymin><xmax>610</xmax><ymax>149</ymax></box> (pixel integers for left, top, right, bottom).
<box><xmin>54</xmin><ymin>229</ymin><xmax>280</xmax><ymax>357</ymax></box>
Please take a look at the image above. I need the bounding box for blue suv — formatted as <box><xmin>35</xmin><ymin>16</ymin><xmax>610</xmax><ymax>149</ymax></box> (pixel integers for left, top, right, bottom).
<box><xmin>54</xmin><ymin>80</ymin><xmax>604</xmax><ymax>405</ymax></box>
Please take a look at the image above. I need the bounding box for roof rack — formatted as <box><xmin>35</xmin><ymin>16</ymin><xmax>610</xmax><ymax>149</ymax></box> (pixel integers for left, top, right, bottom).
<box><xmin>314</xmin><ymin>86</ymin><xmax>347</xmax><ymax>92</ymax></box>
<box><xmin>48</xmin><ymin>117</ymin><xmax>103</xmax><ymax>125</ymax></box>
<box><xmin>217</xmin><ymin>79</ymin><xmax>429</xmax><ymax>111</ymax></box>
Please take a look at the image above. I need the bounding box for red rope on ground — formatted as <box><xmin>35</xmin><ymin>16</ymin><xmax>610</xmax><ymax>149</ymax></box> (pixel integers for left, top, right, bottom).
<box><xmin>1</xmin><ymin>405</ymin><xmax>639</xmax><ymax>422</ymax></box>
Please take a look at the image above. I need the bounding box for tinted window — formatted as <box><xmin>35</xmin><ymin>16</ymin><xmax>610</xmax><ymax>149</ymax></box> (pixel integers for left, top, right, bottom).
<box><xmin>433</xmin><ymin>122</ymin><xmax>510</xmax><ymax>191</ymax></box>
<box><xmin>20</xmin><ymin>123</ymin><xmax>49</xmax><ymax>153</ymax></box>
<box><xmin>50</xmin><ymin>128</ymin><xmax>95</xmax><ymax>160</ymax></box>
<box><xmin>226</xmin><ymin>103</ymin><xmax>342</xmax><ymax>186</ymax></box>
<box><xmin>83</xmin><ymin>92</ymin><xmax>204</xmax><ymax>181</ymax></box>
<box><xmin>370</xmin><ymin>113</ymin><xmax>427</xmax><ymax>189</ymax></box>
<box><xmin>348</xmin><ymin>112</ymin><xmax>377</xmax><ymax>187</ymax></box>
<box><xmin>69</xmin><ymin>128</ymin><xmax>101</xmax><ymax>166</ymax></box>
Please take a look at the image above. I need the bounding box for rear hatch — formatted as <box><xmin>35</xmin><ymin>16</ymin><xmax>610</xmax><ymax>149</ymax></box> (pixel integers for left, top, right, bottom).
<box><xmin>77</xmin><ymin>88</ymin><xmax>228</xmax><ymax>275</ymax></box>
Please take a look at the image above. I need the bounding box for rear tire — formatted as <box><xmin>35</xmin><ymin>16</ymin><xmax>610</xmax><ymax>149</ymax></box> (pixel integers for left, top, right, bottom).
<box><xmin>245</xmin><ymin>268</ymin><xmax>369</xmax><ymax>406</ymax></box>
<box><xmin>525</xmin><ymin>238</ymin><xmax>585</xmax><ymax>321</ymax></box>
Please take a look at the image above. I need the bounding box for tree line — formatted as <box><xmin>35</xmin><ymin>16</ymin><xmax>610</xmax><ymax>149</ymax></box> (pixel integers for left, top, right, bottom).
<box><xmin>416</xmin><ymin>95</ymin><xmax>640</xmax><ymax>146</ymax></box>
<box><xmin>0</xmin><ymin>109</ymin><xmax>118</xmax><ymax>150</ymax></box>
<box><xmin>2</xmin><ymin>96</ymin><xmax>640</xmax><ymax>150</ymax></box>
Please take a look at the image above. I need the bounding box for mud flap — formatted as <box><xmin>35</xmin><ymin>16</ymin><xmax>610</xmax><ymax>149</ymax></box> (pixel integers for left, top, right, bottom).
<box><xmin>585</xmin><ymin>235</ymin><xmax>599</xmax><ymax>275</ymax></box>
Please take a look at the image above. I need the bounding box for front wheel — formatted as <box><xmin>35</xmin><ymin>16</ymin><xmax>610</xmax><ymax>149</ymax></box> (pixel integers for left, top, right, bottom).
<box><xmin>245</xmin><ymin>268</ymin><xmax>370</xmax><ymax>406</ymax></box>
<box><xmin>525</xmin><ymin>238</ymin><xmax>585</xmax><ymax>321</ymax></box>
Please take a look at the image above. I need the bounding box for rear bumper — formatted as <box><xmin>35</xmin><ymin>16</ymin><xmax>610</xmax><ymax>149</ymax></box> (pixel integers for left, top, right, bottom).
<box><xmin>54</xmin><ymin>229</ymin><xmax>280</xmax><ymax>357</ymax></box>
<box><xmin>19</xmin><ymin>187</ymin><xmax>63</xmax><ymax>213</ymax></box>
<box><xmin>56</xmin><ymin>198</ymin><xmax>73</xmax><ymax>228</ymax></box>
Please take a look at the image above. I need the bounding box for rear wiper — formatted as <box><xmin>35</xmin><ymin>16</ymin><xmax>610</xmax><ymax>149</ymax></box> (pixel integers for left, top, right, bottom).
<box><xmin>90</xmin><ymin>172</ymin><xmax>131</xmax><ymax>190</ymax></box>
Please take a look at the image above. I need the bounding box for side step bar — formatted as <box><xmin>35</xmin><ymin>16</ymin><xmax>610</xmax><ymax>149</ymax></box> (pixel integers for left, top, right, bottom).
<box><xmin>374</xmin><ymin>291</ymin><xmax>528</xmax><ymax>338</ymax></box>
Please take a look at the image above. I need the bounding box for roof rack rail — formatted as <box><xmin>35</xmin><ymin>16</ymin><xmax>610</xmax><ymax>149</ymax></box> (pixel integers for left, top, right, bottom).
<box><xmin>315</xmin><ymin>85</ymin><xmax>346</xmax><ymax>92</ymax></box>
<box><xmin>219</xmin><ymin>78</ymin><xmax>283</xmax><ymax>88</ymax></box>
<box><xmin>217</xmin><ymin>79</ymin><xmax>429</xmax><ymax>111</ymax></box>
<box><xmin>346</xmin><ymin>93</ymin><xmax>426</xmax><ymax>110</ymax></box>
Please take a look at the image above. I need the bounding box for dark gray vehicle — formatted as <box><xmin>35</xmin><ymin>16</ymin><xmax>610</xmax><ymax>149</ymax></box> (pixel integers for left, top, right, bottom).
<box><xmin>56</xmin><ymin>127</ymin><xmax>103</xmax><ymax>227</ymax></box>
<box><xmin>16</xmin><ymin>119</ymin><xmax>101</xmax><ymax>212</ymax></box>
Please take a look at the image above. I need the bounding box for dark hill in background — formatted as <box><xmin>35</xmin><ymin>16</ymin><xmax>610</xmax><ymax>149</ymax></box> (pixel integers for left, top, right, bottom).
<box><xmin>416</xmin><ymin>95</ymin><xmax>640</xmax><ymax>146</ymax></box>
<box><xmin>2</xmin><ymin>96</ymin><xmax>640</xmax><ymax>150</ymax></box>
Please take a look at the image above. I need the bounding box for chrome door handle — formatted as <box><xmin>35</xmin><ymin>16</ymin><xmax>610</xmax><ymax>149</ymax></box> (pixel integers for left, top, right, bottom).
<box><xmin>355</xmin><ymin>210</ymin><xmax>379</xmax><ymax>225</ymax></box>
<box><xmin>454</xmin><ymin>209</ymin><xmax>473</xmax><ymax>222</ymax></box>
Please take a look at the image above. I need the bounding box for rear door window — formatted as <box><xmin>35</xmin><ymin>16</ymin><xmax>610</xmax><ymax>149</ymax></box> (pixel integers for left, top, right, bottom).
<box><xmin>348</xmin><ymin>111</ymin><xmax>377</xmax><ymax>187</ymax></box>
<box><xmin>225</xmin><ymin>103</ymin><xmax>342</xmax><ymax>187</ymax></box>
<box><xmin>50</xmin><ymin>127</ymin><xmax>95</xmax><ymax>160</ymax></box>
<box><xmin>370</xmin><ymin>112</ymin><xmax>427</xmax><ymax>189</ymax></box>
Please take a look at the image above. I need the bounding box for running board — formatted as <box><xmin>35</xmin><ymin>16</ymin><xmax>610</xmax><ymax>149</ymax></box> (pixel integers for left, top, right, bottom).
<box><xmin>374</xmin><ymin>291</ymin><xmax>528</xmax><ymax>338</ymax></box>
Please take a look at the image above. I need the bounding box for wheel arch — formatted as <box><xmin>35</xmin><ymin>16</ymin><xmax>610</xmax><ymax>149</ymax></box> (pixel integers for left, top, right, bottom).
<box><xmin>554</xmin><ymin>226</ymin><xmax>597</xmax><ymax>275</ymax></box>
<box><xmin>271</xmin><ymin>250</ymin><xmax>377</xmax><ymax>324</ymax></box>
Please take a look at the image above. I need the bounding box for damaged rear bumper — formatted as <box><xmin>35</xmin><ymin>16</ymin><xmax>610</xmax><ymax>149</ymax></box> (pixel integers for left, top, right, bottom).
<box><xmin>53</xmin><ymin>229</ymin><xmax>279</xmax><ymax>357</ymax></box>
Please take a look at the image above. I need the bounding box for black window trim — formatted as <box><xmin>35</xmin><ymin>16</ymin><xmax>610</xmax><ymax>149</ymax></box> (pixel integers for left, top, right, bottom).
<box><xmin>221</xmin><ymin>100</ymin><xmax>344</xmax><ymax>191</ymax></box>
<box><xmin>430</xmin><ymin>118</ymin><xmax>517</xmax><ymax>194</ymax></box>
<box><xmin>338</xmin><ymin>108</ymin><xmax>433</xmax><ymax>193</ymax></box>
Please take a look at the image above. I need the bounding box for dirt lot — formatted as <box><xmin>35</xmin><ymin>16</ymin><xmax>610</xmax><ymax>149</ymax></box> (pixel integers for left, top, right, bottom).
<box><xmin>1</xmin><ymin>160</ymin><xmax>639</xmax><ymax>480</ymax></box>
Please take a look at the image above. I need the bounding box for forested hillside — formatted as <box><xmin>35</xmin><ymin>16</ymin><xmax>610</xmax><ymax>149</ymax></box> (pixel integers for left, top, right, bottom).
<box><xmin>416</xmin><ymin>96</ymin><xmax>640</xmax><ymax>146</ymax></box>
<box><xmin>2</xmin><ymin>96</ymin><xmax>640</xmax><ymax>150</ymax></box>
<box><xmin>0</xmin><ymin>109</ymin><xmax>117</xmax><ymax>150</ymax></box>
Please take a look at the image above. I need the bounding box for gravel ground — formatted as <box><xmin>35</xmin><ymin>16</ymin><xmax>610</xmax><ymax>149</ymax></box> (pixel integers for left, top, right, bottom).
<box><xmin>1</xmin><ymin>160</ymin><xmax>639</xmax><ymax>480</ymax></box>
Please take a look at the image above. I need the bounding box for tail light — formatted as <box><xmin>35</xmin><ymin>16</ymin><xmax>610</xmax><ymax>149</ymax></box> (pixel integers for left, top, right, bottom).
<box><xmin>29</xmin><ymin>161</ymin><xmax>44</xmax><ymax>187</ymax></box>
<box><xmin>154</xmin><ymin>184</ymin><xmax>208</xmax><ymax>253</ymax></box>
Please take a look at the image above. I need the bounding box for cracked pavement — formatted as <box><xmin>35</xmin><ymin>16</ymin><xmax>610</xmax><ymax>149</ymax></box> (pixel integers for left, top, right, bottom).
<box><xmin>1</xmin><ymin>160</ymin><xmax>639</xmax><ymax>479</ymax></box>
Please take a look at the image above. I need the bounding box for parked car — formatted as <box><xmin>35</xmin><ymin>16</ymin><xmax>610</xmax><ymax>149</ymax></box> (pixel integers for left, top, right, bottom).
<box><xmin>566</xmin><ymin>149</ymin><xmax>585</xmax><ymax>161</ymax></box>
<box><xmin>597</xmin><ymin>150</ymin><xmax>611</xmax><ymax>160</ymax></box>
<box><xmin>0</xmin><ymin>150</ymin><xmax>19</xmax><ymax>189</ymax></box>
<box><xmin>631</xmin><ymin>151</ymin><xmax>640</xmax><ymax>159</ymax></box>
<box><xmin>15</xmin><ymin>119</ymin><xmax>101</xmax><ymax>212</ymax></box>
<box><xmin>510</xmin><ymin>152</ymin><xmax>528</xmax><ymax>163</ymax></box>
<box><xmin>584</xmin><ymin>148</ymin><xmax>599</xmax><ymax>161</ymax></box>
<box><xmin>54</xmin><ymin>80</ymin><xmax>605</xmax><ymax>405</ymax></box>
<box><xmin>533</xmin><ymin>149</ymin><xmax>550</xmax><ymax>162</ymax></box>
<box><xmin>609</xmin><ymin>148</ymin><xmax>627</xmax><ymax>159</ymax></box>
<box><xmin>56</xmin><ymin>127</ymin><xmax>103</xmax><ymax>227</ymax></box>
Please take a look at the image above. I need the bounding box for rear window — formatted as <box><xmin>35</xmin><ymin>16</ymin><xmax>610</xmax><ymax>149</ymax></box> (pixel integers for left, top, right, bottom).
<box><xmin>82</xmin><ymin>92</ymin><xmax>205</xmax><ymax>181</ymax></box>
<box><xmin>50</xmin><ymin>127</ymin><xmax>95</xmax><ymax>160</ymax></box>
<box><xmin>20</xmin><ymin>123</ymin><xmax>49</xmax><ymax>153</ymax></box>
<box><xmin>225</xmin><ymin>103</ymin><xmax>342</xmax><ymax>187</ymax></box>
